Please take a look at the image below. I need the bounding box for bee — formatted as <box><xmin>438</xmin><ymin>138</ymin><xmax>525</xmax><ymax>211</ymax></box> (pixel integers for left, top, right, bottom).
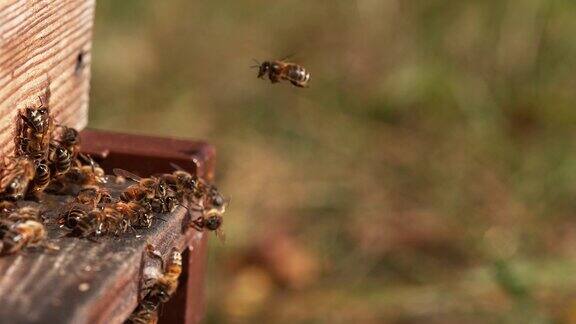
<box><xmin>60</xmin><ymin>154</ymin><xmax>106</xmax><ymax>187</ymax></box>
<box><xmin>126</xmin><ymin>247</ymin><xmax>182</xmax><ymax>324</ymax></box>
<box><xmin>114</xmin><ymin>169</ymin><xmax>174</xmax><ymax>213</ymax></box>
<box><xmin>15</xmin><ymin>137</ymin><xmax>47</xmax><ymax>161</ymax></box>
<box><xmin>18</xmin><ymin>94</ymin><xmax>52</xmax><ymax>136</ymax></box>
<box><xmin>112</xmin><ymin>201</ymin><xmax>152</xmax><ymax>228</ymax></box>
<box><xmin>144</xmin><ymin>246</ymin><xmax>182</xmax><ymax>303</ymax></box>
<box><xmin>0</xmin><ymin>157</ymin><xmax>35</xmax><ymax>200</ymax></box>
<box><xmin>0</xmin><ymin>219</ymin><xmax>53</xmax><ymax>255</ymax></box>
<box><xmin>52</xmin><ymin>125</ymin><xmax>80</xmax><ymax>158</ymax></box>
<box><xmin>113</xmin><ymin>169</ymin><xmax>156</xmax><ymax>202</ymax></box>
<box><xmin>8</xmin><ymin>206</ymin><xmax>43</xmax><ymax>222</ymax></box>
<box><xmin>0</xmin><ymin>201</ymin><xmax>16</xmax><ymax>218</ymax></box>
<box><xmin>48</xmin><ymin>142</ymin><xmax>72</xmax><ymax>175</ymax></box>
<box><xmin>190</xmin><ymin>209</ymin><xmax>225</xmax><ymax>242</ymax></box>
<box><xmin>253</xmin><ymin>58</ymin><xmax>311</xmax><ymax>88</ymax></box>
<box><xmin>62</xmin><ymin>205</ymin><xmax>129</xmax><ymax>238</ymax></box>
<box><xmin>161</xmin><ymin>163</ymin><xmax>201</xmax><ymax>202</ymax></box>
<box><xmin>60</xmin><ymin>204</ymin><xmax>99</xmax><ymax>237</ymax></box>
<box><xmin>125</xmin><ymin>299</ymin><xmax>159</xmax><ymax>324</ymax></box>
<box><xmin>27</xmin><ymin>162</ymin><xmax>51</xmax><ymax>196</ymax></box>
<box><xmin>75</xmin><ymin>185</ymin><xmax>113</xmax><ymax>208</ymax></box>
<box><xmin>15</xmin><ymin>93</ymin><xmax>53</xmax><ymax>160</ymax></box>
<box><xmin>99</xmin><ymin>205</ymin><xmax>131</xmax><ymax>235</ymax></box>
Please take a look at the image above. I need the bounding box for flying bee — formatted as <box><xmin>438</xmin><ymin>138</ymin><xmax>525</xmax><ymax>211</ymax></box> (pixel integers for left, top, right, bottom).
<box><xmin>0</xmin><ymin>219</ymin><xmax>55</xmax><ymax>255</ymax></box>
<box><xmin>48</xmin><ymin>142</ymin><xmax>72</xmax><ymax>175</ymax></box>
<box><xmin>75</xmin><ymin>185</ymin><xmax>113</xmax><ymax>208</ymax></box>
<box><xmin>0</xmin><ymin>157</ymin><xmax>35</xmax><ymax>201</ymax></box>
<box><xmin>253</xmin><ymin>58</ymin><xmax>311</xmax><ymax>88</ymax></box>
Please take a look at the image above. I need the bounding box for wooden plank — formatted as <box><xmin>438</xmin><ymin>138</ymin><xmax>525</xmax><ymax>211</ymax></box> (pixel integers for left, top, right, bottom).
<box><xmin>0</xmin><ymin>130</ymin><xmax>214</xmax><ymax>324</ymax></box>
<box><xmin>0</xmin><ymin>0</ymin><xmax>95</xmax><ymax>157</ymax></box>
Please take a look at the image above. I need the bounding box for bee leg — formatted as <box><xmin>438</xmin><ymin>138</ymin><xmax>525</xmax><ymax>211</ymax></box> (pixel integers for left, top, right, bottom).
<box><xmin>269</xmin><ymin>74</ymin><xmax>280</xmax><ymax>83</ymax></box>
<box><xmin>191</xmin><ymin>217</ymin><xmax>204</xmax><ymax>231</ymax></box>
<box><xmin>290</xmin><ymin>80</ymin><xmax>305</xmax><ymax>88</ymax></box>
<box><xmin>86</xmin><ymin>236</ymin><xmax>100</xmax><ymax>243</ymax></box>
<box><xmin>146</xmin><ymin>245</ymin><xmax>165</xmax><ymax>269</ymax></box>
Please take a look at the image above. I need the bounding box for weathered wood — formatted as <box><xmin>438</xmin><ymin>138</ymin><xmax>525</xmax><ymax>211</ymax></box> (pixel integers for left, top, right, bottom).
<box><xmin>0</xmin><ymin>0</ymin><xmax>95</xmax><ymax>157</ymax></box>
<box><xmin>0</xmin><ymin>130</ymin><xmax>213</xmax><ymax>324</ymax></box>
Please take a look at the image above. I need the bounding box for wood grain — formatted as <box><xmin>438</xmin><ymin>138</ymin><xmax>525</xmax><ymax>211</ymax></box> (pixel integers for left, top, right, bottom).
<box><xmin>0</xmin><ymin>0</ymin><xmax>95</xmax><ymax>157</ymax></box>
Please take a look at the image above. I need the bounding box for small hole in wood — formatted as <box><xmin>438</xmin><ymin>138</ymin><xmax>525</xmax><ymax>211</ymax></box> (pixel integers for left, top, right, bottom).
<box><xmin>75</xmin><ymin>51</ymin><xmax>86</xmax><ymax>75</ymax></box>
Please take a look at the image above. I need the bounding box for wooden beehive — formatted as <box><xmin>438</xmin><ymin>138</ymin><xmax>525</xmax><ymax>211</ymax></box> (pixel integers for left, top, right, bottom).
<box><xmin>0</xmin><ymin>0</ymin><xmax>93</xmax><ymax>157</ymax></box>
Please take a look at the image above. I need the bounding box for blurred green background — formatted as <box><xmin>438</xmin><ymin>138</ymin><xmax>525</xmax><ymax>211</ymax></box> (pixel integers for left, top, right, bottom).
<box><xmin>90</xmin><ymin>1</ymin><xmax>576</xmax><ymax>323</ymax></box>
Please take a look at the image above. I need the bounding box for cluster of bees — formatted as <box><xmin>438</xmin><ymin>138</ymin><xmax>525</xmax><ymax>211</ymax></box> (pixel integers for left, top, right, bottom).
<box><xmin>0</xmin><ymin>91</ymin><xmax>227</xmax><ymax>258</ymax></box>
<box><xmin>0</xmin><ymin>89</ymin><xmax>81</xmax><ymax>255</ymax></box>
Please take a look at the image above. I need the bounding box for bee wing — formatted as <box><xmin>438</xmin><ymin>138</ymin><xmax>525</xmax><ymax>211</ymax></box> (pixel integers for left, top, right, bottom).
<box><xmin>169</xmin><ymin>162</ymin><xmax>185</xmax><ymax>172</ymax></box>
<box><xmin>113</xmin><ymin>168</ymin><xmax>142</xmax><ymax>182</ymax></box>
<box><xmin>170</xmin><ymin>159</ymin><xmax>200</xmax><ymax>173</ymax></box>
<box><xmin>280</xmin><ymin>53</ymin><xmax>296</xmax><ymax>61</ymax></box>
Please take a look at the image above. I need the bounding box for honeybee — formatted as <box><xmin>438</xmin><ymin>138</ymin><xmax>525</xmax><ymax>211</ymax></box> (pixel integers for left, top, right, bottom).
<box><xmin>27</xmin><ymin>162</ymin><xmax>51</xmax><ymax>197</ymax></box>
<box><xmin>114</xmin><ymin>169</ymin><xmax>156</xmax><ymax>202</ymax></box>
<box><xmin>126</xmin><ymin>247</ymin><xmax>182</xmax><ymax>324</ymax></box>
<box><xmin>99</xmin><ymin>205</ymin><xmax>131</xmax><ymax>235</ymax></box>
<box><xmin>8</xmin><ymin>206</ymin><xmax>42</xmax><ymax>222</ymax></box>
<box><xmin>0</xmin><ymin>201</ymin><xmax>16</xmax><ymax>218</ymax></box>
<box><xmin>144</xmin><ymin>245</ymin><xmax>182</xmax><ymax>303</ymax></box>
<box><xmin>190</xmin><ymin>209</ymin><xmax>225</xmax><ymax>242</ymax></box>
<box><xmin>125</xmin><ymin>299</ymin><xmax>159</xmax><ymax>324</ymax></box>
<box><xmin>15</xmin><ymin>93</ymin><xmax>53</xmax><ymax>160</ymax></box>
<box><xmin>48</xmin><ymin>142</ymin><xmax>72</xmax><ymax>175</ymax></box>
<box><xmin>162</xmin><ymin>163</ymin><xmax>201</xmax><ymax>201</ymax></box>
<box><xmin>114</xmin><ymin>169</ymin><xmax>174</xmax><ymax>213</ymax></box>
<box><xmin>0</xmin><ymin>219</ymin><xmax>54</xmax><ymax>254</ymax></box>
<box><xmin>60</xmin><ymin>154</ymin><xmax>106</xmax><ymax>186</ymax></box>
<box><xmin>253</xmin><ymin>58</ymin><xmax>311</xmax><ymax>88</ymax></box>
<box><xmin>18</xmin><ymin>93</ymin><xmax>52</xmax><ymax>135</ymax></box>
<box><xmin>60</xmin><ymin>204</ymin><xmax>99</xmax><ymax>237</ymax></box>
<box><xmin>15</xmin><ymin>137</ymin><xmax>47</xmax><ymax>161</ymax></box>
<box><xmin>0</xmin><ymin>157</ymin><xmax>35</xmax><ymax>200</ymax></box>
<box><xmin>112</xmin><ymin>201</ymin><xmax>152</xmax><ymax>229</ymax></box>
<box><xmin>52</xmin><ymin>125</ymin><xmax>80</xmax><ymax>158</ymax></box>
<box><xmin>75</xmin><ymin>185</ymin><xmax>113</xmax><ymax>208</ymax></box>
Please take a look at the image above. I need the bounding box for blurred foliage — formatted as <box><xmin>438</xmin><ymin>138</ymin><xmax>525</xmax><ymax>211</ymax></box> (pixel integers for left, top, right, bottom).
<box><xmin>91</xmin><ymin>0</ymin><xmax>576</xmax><ymax>323</ymax></box>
